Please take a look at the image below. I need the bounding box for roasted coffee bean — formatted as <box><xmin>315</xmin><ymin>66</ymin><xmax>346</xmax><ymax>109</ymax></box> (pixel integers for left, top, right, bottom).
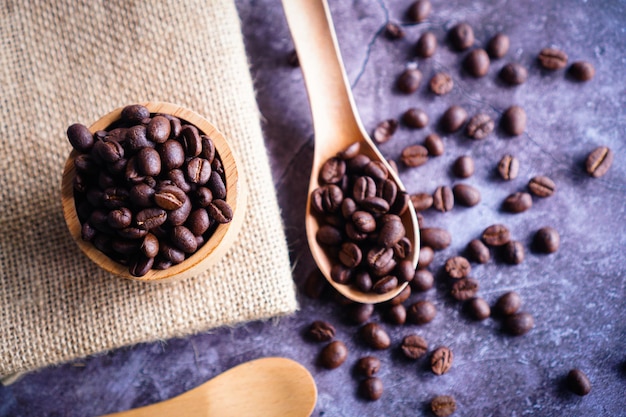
<box><xmin>159</xmin><ymin>241</ymin><xmax>186</xmax><ymax>265</ymax></box>
<box><xmin>348</xmin><ymin>303</ymin><xmax>374</xmax><ymax>324</ymax></box>
<box><xmin>153</xmin><ymin>259</ymin><xmax>173</xmax><ymax>270</ymax></box>
<box><xmin>340</xmin><ymin>198</ymin><xmax>356</xmax><ymax>219</ymax></box>
<box><xmin>402</xmin><ymin>108</ymin><xmax>429</xmax><ymax>128</ymax></box>
<box><xmin>431</xmin><ymin>395</ymin><xmax>457</xmax><ymax>417</ymax></box>
<box><xmin>154</xmin><ymin>184</ymin><xmax>186</xmax><ymax>210</ymax></box>
<box><xmin>407</xmin><ymin>300</ymin><xmax>436</xmax><ymax>324</ymax></box>
<box><xmin>566</xmin><ymin>369</ymin><xmax>592</xmax><ymax>396</ymax></box>
<box><xmin>418</xmin><ymin>246</ymin><xmax>435</xmax><ymax>268</ymax></box>
<box><xmin>81</xmin><ymin>222</ymin><xmax>97</xmax><ymax>242</ymax></box>
<box><xmin>500</xmin><ymin>62</ymin><xmax>528</xmax><ymax>85</ymax></box>
<box><xmin>451</xmin><ymin>278</ymin><xmax>479</xmax><ymax>301</ymax></box>
<box><xmin>102</xmin><ymin>187</ymin><xmax>129</xmax><ymax>209</ymax></box>
<box><xmin>307</xmin><ymin>320</ymin><xmax>336</xmax><ymax>342</ymax></box>
<box><xmin>125</xmin><ymin>125</ymin><xmax>152</xmax><ymax>151</ymax></box>
<box><xmin>140</xmin><ymin>233</ymin><xmax>159</xmax><ymax>258</ymax></box>
<box><xmin>538</xmin><ymin>47</ymin><xmax>568</xmax><ymax>70</ymax></box>
<box><xmin>352</xmin><ymin>177</ymin><xmax>376</xmax><ymax>204</ymax></box>
<box><xmin>363</xmin><ymin>161</ymin><xmax>389</xmax><ymax>181</ymax></box>
<box><xmin>136</xmin><ymin>147</ymin><xmax>161</xmax><ymax>177</ymax></box>
<box><xmin>569</xmin><ymin>61</ymin><xmax>595</xmax><ymax>81</ymax></box>
<box><xmin>482</xmin><ymin>224</ymin><xmax>510</xmax><ymax>246</ymax></box>
<box><xmin>67</xmin><ymin>123</ymin><xmax>94</xmax><ymax>152</ymax></box>
<box><xmin>354</xmin><ymin>270</ymin><xmax>373</xmax><ymax>293</ymax></box>
<box><xmin>501</xmin><ymin>105</ymin><xmax>526</xmax><ymax>136</ymax></box>
<box><xmin>319</xmin><ymin>157</ymin><xmax>346</xmax><ymax>184</ymax></box>
<box><xmin>146</xmin><ymin>115</ymin><xmax>171</xmax><ymax>144</ymax></box>
<box><xmin>339</xmin><ymin>242</ymin><xmax>363</xmax><ymax>268</ymax></box>
<box><xmin>410</xmin><ymin>193</ymin><xmax>433</xmax><ymax>212</ymax></box>
<box><xmin>502</xmin><ymin>192</ymin><xmax>532</xmax><ymax>213</ymax></box>
<box><xmin>347</xmin><ymin>154</ymin><xmax>371</xmax><ymax>173</ymax></box>
<box><xmin>528</xmin><ymin>175</ymin><xmax>556</xmax><ymax>197</ymax></box>
<box><xmin>453</xmin><ymin>184</ymin><xmax>481</xmax><ymax>207</ymax></box>
<box><xmin>360</xmin><ymin>322</ymin><xmax>391</xmax><ymax>350</ymax></box>
<box><xmin>330</xmin><ymin>263</ymin><xmax>352</xmax><ymax>284</ymax></box>
<box><xmin>359</xmin><ymin>377</ymin><xmax>383</xmax><ymax>401</ymax></box>
<box><xmin>384</xmin><ymin>22</ymin><xmax>404</xmax><ymax>39</ymax></box>
<box><xmin>171</xmin><ymin>225</ymin><xmax>197</xmax><ymax>253</ymax></box>
<box><xmin>504</xmin><ymin>240</ymin><xmax>525</xmax><ymax>264</ymax></box>
<box><xmin>397</xmin><ymin>68</ymin><xmax>422</xmax><ymax>93</ymax></box>
<box><xmin>466</xmin><ymin>297</ymin><xmax>491</xmax><ymax>320</ymax></box>
<box><xmin>107</xmin><ymin>207</ymin><xmax>132</xmax><ymax>229</ymax></box>
<box><xmin>128</xmin><ymin>183</ymin><xmax>154</xmax><ymax>208</ymax></box>
<box><xmin>432</xmin><ymin>186</ymin><xmax>454</xmax><ymax>212</ymax></box>
<box><xmin>533</xmin><ymin>226</ymin><xmax>560</xmax><ymax>253</ymax></box>
<box><xmin>351</xmin><ymin>211</ymin><xmax>375</xmax><ymax>234</ymax></box>
<box><xmin>407</xmin><ymin>0</ymin><xmax>431</xmax><ymax>22</ymax></box>
<box><xmin>431</xmin><ymin>346</ymin><xmax>453</xmax><ymax>375</ymax></box>
<box><xmin>355</xmin><ymin>356</ymin><xmax>381</xmax><ymax>377</ymax></box>
<box><xmin>420</xmin><ymin>228</ymin><xmax>451</xmax><ymax>250</ymax></box>
<box><xmin>211</xmin><ymin>157</ymin><xmax>224</xmax><ymax>175</ymax></box>
<box><xmin>429</xmin><ymin>72</ymin><xmax>454</xmax><ymax>95</ymax></box>
<box><xmin>466</xmin><ymin>239</ymin><xmax>490</xmax><ymax>263</ymax></box>
<box><xmin>112</xmin><ymin>238</ymin><xmax>139</xmax><ymax>255</ymax></box>
<box><xmin>390</xmin><ymin>191</ymin><xmax>410</xmax><ymax>216</ymax></box>
<box><xmin>440</xmin><ymin>105</ymin><xmax>468</xmax><ymax>133</ymax></box>
<box><xmin>392</xmin><ymin>236</ymin><xmax>412</xmax><ymax>259</ymax></box>
<box><xmin>186</xmin><ymin>157</ymin><xmax>212</xmax><ymax>185</ymax></box>
<box><xmin>464</xmin><ymin>48</ymin><xmax>490</xmax><ymax>77</ymax></box>
<box><xmin>95</xmin><ymin>140</ymin><xmax>124</xmax><ymax>163</ymax></box>
<box><xmin>424</xmin><ymin>133</ymin><xmax>444</xmax><ymax>156</ymax></box>
<box><xmin>372</xmin><ymin>275</ymin><xmax>399</xmax><ymax>294</ymax></box>
<box><xmin>345</xmin><ymin>222</ymin><xmax>367</xmax><ymax>242</ymax></box>
<box><xmin>411</xmin><ymin>269</ymin><xmax>434</xmax><ymax>292</ymax></box>
<box><xmin>361</xmin><ymin>196</ymin><xmax>390</xmax><ymax>215</ymax></box>
<box><xmin>168</xmin><ymin>169</ymin><xmax>191</xmax><ymax>193</ymax></box>
<box><xmin>504</xmin><ymin>311</ymin><xmax>534</xmax><ymax>335</ymax></box>
<box><xmin>449</xmin><ymin>22</ymin><xmax>474</xmax><ymax>50</ymax></box>
<box><xmin>207</xmin><ymin>199</ymin><xmax>233</xmax><ymax>223</ymax></box>
<box><xmin>194</xmin><ymin>187</ymin><xmax>213</xmax><ymax>207</ymax></box>
<box><xmin>124</xmin><ymin>157</ymin><xmax>145</xmax><ymax>184</ymax></box>
<box><xmin>317</xmin><ymin>184</ymin><xmax>344</xmax><ymax>213</ymax></box>
<box><xmin>200</xmin><ymin>136</ymin><xmax>216</xmax><ymax>163</ymax></box>
<box><xmin>400</xmin><ymin>144</ymin><xmax>429</xmax><ymax>167</ymax></box>
<box><xmin>445</xmin><ymin>256</ymin><xmax>471</xmax><ymax>279</ymax></box>
<box><xmin>394</xmin><ymin>259</ymin><xmax>415</xmax><ymax>283</ymax></box>
<box><xmin>129</xmin><ymin>255</ymin><xmax>154</xmax><ymax>277</ymax></box>
<box><xmin>185</xmin><ymin>209</ymin><xmax>210</xmax><ymax>236</ymax></box>
<box><xmin>416</xmin><ymin>31</ymin><xmax>437</xmax><ymax>58</ymax></box>
<box><xmin>453</xmin><ymin>156</ymin><xmax>474</xmax><ymax>178</ymax></box>
<box><xmin>389</xmin><ymin>284</ymin><xmax>411</xmax><ymax>306</ymax></box>
<box><xmin>401</xmin><ymin>334</ymin><xmax>428</xmax><ymax>359</ymax></box>
<box><xmin>121</xmin><ymin>104</ymin><xmax>150</xmax><ymax>123</ymax></box>
<box><xmin>319</xmin><ymin>340</ymin><xmax>348</xmax><ymax>369</ymax></box>
<box><xmin>74</xmin><ymin>154</ymin><xmax>99</xmax><ymax>175</ymax></box>
<box><xmin>158</xmin><ymin>140</ymin><xmax>185</xmax><ymax>171</ymax></box>
<box><xmin>585</xmin><ymin>146</ymin><xmax>613</xmax><ymax>178</ymax></box>
<box><xmin>466</xmin><ymin>113</ymin><xmax>494</xmax><ymax>139</ymax></box>
<box><xmin>378</xmin><ymin>179</ymin><xmax>398</xmax><ymax>206</ymax></box>
<box><xmin>385</xmin><ymin>303</ymin><xmax>406</xmax><ymax>325</ymax></box>
<box><xmin>378</xmin><ymin>214</ymin><xmax>405</xmax><ymax>248</ymax></box>
<box><xmin>494</xmin><ymin>291</ymin><xmax>521</xmax><ymax>316</ymax></box>
<box><xmin>498</xmin><ymin>154</ymin><xmax>519</xmax><ymax>180</ymax></box>
<box><xmin>486</xmin><ymin>32</ymin><xmax>510</xmax><ymax>58</ymax></box>
<box><xmin>180</xmin><ymin>125</ymin><xmax>202</xmax><ymax>157</ymax></box>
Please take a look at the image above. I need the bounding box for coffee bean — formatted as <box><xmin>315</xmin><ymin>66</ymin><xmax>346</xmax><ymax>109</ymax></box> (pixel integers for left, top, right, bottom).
<box><xmin>411</xmin><ymin>269</ymin><xmax>434</xmax><ymax>292</ymax></box>
<box><xmin>528</xmin><ymin>175</ymin><xmax>556</xmax><ymax>197</ymax></box>
<box><xmin>432</xmin><ymin>186</ymin><xmax>454</xmax><ymax>212</ymax></box>
<box><xmin>431</xmin><ymin>346</ymin><xmax>453</xmax><ymax>375</ymax></box>
<box><xmin>466</xmin><ymin>113</ymin><xmax>494</xmax><ymax>139</ymax></box>
<box><xmin>95</xmin><ymin>140</ymin><xmax>124</xmax><ymax>163</ymax></box>
<box><xmin>319</xmin><ymin>341</ymin><xmax>348</xmax><ymax>369</ymax></box>
<box><xmin>393</xmin><ymin>236</ymin><xmax>412</xmax><ymax>259</ymax></box>
<box><xmin>339</xmin><ymin>242</ymin><xmax>363</xmax><ymax>268</ymax></box>
<box><xmin>451</xmin><ymin>278</ymin><xmax>479</xmax><ymax>301</ymax></box>
<box><xmin>154</xmin><ymin>184</ymin><xmax>186</xmax><ymax>210</ymax></box>
<box><xmin>315</xmin><ymin>184</ymin><xmax>343</xmax><ymax>213</ymax></box>
<box><xmin>378</xmin><ymin>179</ymin><xmax>398</xmax><ymax>207</ymax></box>
<box><xmin>363</xmin><ymin>161</ymin><xmax>389</xmax><ymax>181</ymax></box>
<box><xmin>453</xmin><ymin>156</ymin><xmax>474</xmax><ymax>178</ymax></box>
<box><xmin>121</xmin><ymin>104</ymin><xmax>149</xmax><ymax>123</ymax></box>
<box><xmin>407</xmin><ymin>0</ymin><xmax>431</xmax><ymax>22</ymax></box>
<box><xmin>354</xmin><ymin>270</ymin><xmax>373</xmax><ymax>293</ymax></box>
<box><xmin>500</xmin><ymin>62</ymin><xmax>528</xmax><ymax>85</ymax></box>
<box><xmin>159</xmin><ymin>241</ymin><xmax>185</xmax><ymax>265</ymax></box>
<box><xmin>146</xmin><ymin>115</ymin><xmax>171</xmax><ymax>144</ymax></box>
<box><xmin>102</xmin><ymin>187</ymin><xmax>130</xmax><ymax>209</ymax></box>
<box><xmin>566</xmin><ymin>369</ymin><xmax>592</xmax><ymax>396</ymax></box>
<box><xmin>402</xmin><ymin>108</ymin><xmax>429</xmax><ymax>128</ymax></box>
<box><xmin>482</xmin><ymin>224</ymin><xmax>510</xmax><ymax>246</ymax></box>
<box><xmin>67</xmin><ymin>123</ymin><xmax>94</xmax><ymax>152</ymax></box>
<box><xmin>452</xmin><ymin>184</ymin><xmax>481</xmax><ymax>207</ymax></box>
<box><xmin>164</xmin><ymin>114</ymin><xmax>182</xmax><ymax>139</ymax></box>
<box><xmin>194</xmin><ymin>187</ymin><xmax>213</xmax><ymax>207</ymax></box>
<box><xmin>569</xmin><ymin>61</ymin><xmax>595</xmax><ymax>81</ymax></box>
<box><xmin>421</xmin><ymin>228</ymin><xmax>451</xmax><ymax>250</ymax></box>
<box><xmin>129</xmin><ymin>255</ymin><xmax>154</xmax><ymax>277</ymax></box>
<box><xmin>307</xmin><ymin>320</ymin><xmax>336</xmax><ymax>342</ymax></box>
<box><xmin>429</xmin><ymin>72</ymin><xmax>454</xmax><ymax>95</ymax></box>
<box><xmin>316</xmin><ymin>225</ymin><xmax>343</xmax><ymax>246</ymax></box>
<box><xmin>466</xmin><ymin>239</ymin><xmax>490</xmax><ymax>263</ymax></box>
<box><xmin>431</xmin><ymin>395</ymin><xmax>457</xmax><ymax>417</ymax></box>
<box><xmin>533</xmin><ymin>226</ymin><xmax>560</xmax><ymax>254</ymax></box>
<box><xmin>502</xmin><ymin>192</ymin><xmax>532</xmax><ymax>213</ymax></box>
<box><xmin>111</xmin><ymin>238</ymin><xmax>138</xmax><ymax>256</ymax></box>
<box><xmin>171</xmin><ymin>225</ymin><xmax>198</xmax><ymax>253</ymax></box>
<box><xmin>504</xmin><ymin>311</ymin><xmax>534</xmax><ymax>335</ymax></box>
<box><xmin>494</xmin><ymin>291</ymin><xmax>521</xmax><ymax>316</ymax></box>
<box><xmin>186</xmin><ymin>157</ymin><xmax>212</xmax><ymax>185</ymax></box>
<box><xmin>424</xmin><ymin>133</ymin><xmax>444</xmax><ymax>156</ymax></box>
<box><xmin>360</xmin><ymin>322</ymin><xmax>391</xmax><ymax>350</ymax></box>
<box><xmin>158</xmin><ymin>140</ymin><xmax>185</xmax><ymax>171</ymax></box>
<box><xmin>377</xmin><ymin>214</ymin><xmax>405</xmax><ymax>248</ymax></box>
<box><xmin>347</xmin><ymin>303</ymin><xmax>374</xmax><ymax>324</ymax></box>
<box><xmin>136</xmin><ymin>147</ymin><xmax>161</xmax><ymax>177</ymax></box>
<box><xmin>319</xmin><ymin>157</ymin><xmax>346</xmax><ymax>184</ymax></box>
<box><xmin>449</xmin><ymin>22</ymin><xmax>474</xmax><ymax>50</ymax></box>
<box><xmin>385</xmin><ymin>304</ymin><xmax>407</xmax><ymax>325</ymax></box>
<box><xmin>367</xmin><ymin>246</ymin><xmax>396</xmax><ymax>277</ymax></box>
<box><xmin>486</xmin><ymin>32</ymin><xmax>510</xmax><ymax>58</ymax></box>
<box><xmin>445</xmin><ymin>256</ymin><xmax>471</xmax><ymax>279</ymax></box>
<box><xmin>497</xmin><ymin>154</ymin><xmax>519</xmax><ymax>180</ymax></box>
<box><xmin>464</xmin><ymin>48</ymin><xmax>490</xmax><ymax>77</ymax></box>
<box><xmin>400</xmin><ymin>334</ymin><xmax>428</xmax><ymax>359</ymax></box>
<box><xmin>347</xmin><ymin>154</ymin><xmax>371</xmax><ymax>172</ymax></box>
<box><xmin>416</xmin><ymin>31</ymin><xmax>437</xmax><ymax>58</ymax></box>
<box><xmin>207</xmin><ymin>199</ymin><xmax>233</xmax><ymax>223</ymax></box>
<box><xmin>359</xmin><ymin>377</ymin><xmax>383</xmax><ymax>401</ymax></box>
<box><xmin>389</xmin><ymin>284</ymin><xmax>412</xmax><ymax>306</ymax></box>
<box><xmin>440</xmin><ymin>105</ymin><xmax>468</xmax><ymax>133</ymax></box>
<box><xmin>372</xmin><ymin>275</ymin><xmax>399</xmax><ymax>294</ymax></box>
<box><xmin>180</xmin><ymin>125</ymin><xmax>202</xmax><ymax>157</ymax></box>
<box><xmin>585</xmin><ymin>146</ymin><xmax>613</xmax><ymax>178</ymax></box>
<box><xmin>107</xmin><ymin>207</ymin><xmax>132</xmax><ymax>229</ymax></box>
<box><xmin>135</xmin><ymin>208</ymin><xmax>167</xmax><ymax>230</ymax></box>
<box><xmin>407</xmin><ymin>300</ymin><xmax>436</xmax><ymax>324</ymax></box>
<box><xmin>201</xmin><ymin>136</ymin><xmax>216</xmax><ymax>162</ymax></box>
<box><xmin>503</xmin><ymin>240</ymin><xmax>525</xmax><ymax>264</ymax></box>
<box><xmin>207</xmin><ymin>171</ymin><xmax>226</xmax><ymax>200</ymax></box>
<box><xmin>352</xmin><ymin>176</ymin><xmax>376</xmax><ymax>204</ymax></box>
<box><xmin>466</xmin><ymin>297</ymin><xmax>491</xmax><ymax>320</ymax></box>
<box><xmin>385</xmin><ymin>22</ymin><xmax>405</xmax><ymax>39</ymax></box>
<box><xmin>418</xmin><ymin>246</ymin><xmax>435</xmax><ymax>268</ymax></box>
<box><xmin>361</xmin><ymin>196</ymin><xmax>390</xmax><ymax>216</ymax></box>
<box><xmin>397</xmin><ymin>68</ymin><xmax>422</xmax><ymax>93</ymax></box>
<box><xmin>125</xmin><ymin>125</ymin><xmax>152</xmax><ymax>151</ymax></box>
<box><xmin>538</xmin><ymin>47</ymin><xmax>568</xmax><ymax>70</ymax></box>
<box><xmin>400</xmin><ymin>144</ymin><xmax>429</xmax><ymax>167</ymax></box>
<box><xmin>410</xmin><ymin>193</ymin><xmax>433</xmax><ymax>211</ymax></box>
<box><xmin>355</xmin><ymin>356</ymin><xmax>381</xmax><ymax>377</ymax></box>
<box><xmin>501</xmin><ymin>105</ymin><xmax>526</xmax><ymax>136</ymax></box>
<box><xmin>140</xmin><ymin>233</ymin><xmax>159</xmax><ymax>258</ymax></box>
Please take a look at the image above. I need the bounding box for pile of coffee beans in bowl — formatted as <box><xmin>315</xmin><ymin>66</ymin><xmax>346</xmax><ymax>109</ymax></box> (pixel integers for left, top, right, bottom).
<box><xmin>67</xmin><ymin>104</ymin><xmax>233</xmax><ymax>277</ymax></box>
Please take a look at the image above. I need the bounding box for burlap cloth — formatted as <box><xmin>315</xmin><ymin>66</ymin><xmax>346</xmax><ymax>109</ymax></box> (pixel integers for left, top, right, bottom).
<box><xmin>0</xmin><ymin>0</ymin><xmax>298</xmax><ymax>378</ymax></box>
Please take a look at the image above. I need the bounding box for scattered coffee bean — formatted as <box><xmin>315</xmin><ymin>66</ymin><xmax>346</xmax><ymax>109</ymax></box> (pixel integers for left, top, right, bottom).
<box><xmin>418</xmin><ymin>246</ymin><xmax>435</xmax><ymax>268</ymax></box>
<box><xmin>407</xmin><ymin>300</ymin><xmax>437</xmax><ymax>324</ymax></box>
<box><xmin>421</xmin><ymin>228</ymin><xmax>452</xmax><ymax>250</ymax></box>
<box><xmin>538</xmin><ymin>47</ymin><xmax>568</xmax><ymax>70</ymax></box>
<box><xmin>464</xmin><ymin>48</ymin><xmax>490</xmax><ymax>77</ymax></box>
<box><xmin>360</xmin><ymin>322</ymin><xmax>391</xmax><ymax>350</ymax></box>
<box><xmin>416</xmin><ymin>31</ymin><xmax>437</xmax><ymax>58</ymax></box>
<box><xmin>452</xmin><ymin>184</ymin><xmax>481</xmax><ymax>207</ymax></box>
<box><xmin>355</xmin><ymin>356</ymin><xmax>381</xmax><ymax>377</ymax></box>
<box><xmin>528</xmin><ymin>175</ymin><xmax>556</xmax><ymax>197</ymax></box>
<box><xmin>397</xmin><ymin>68</ymin><xmax>423</xmax><ymax>93</ymax></box>
<box><xmin>385</xmin><ymin>303</ymin><xmax>407</xmax><ymax>325</ymax></box>
<box><xmin>348</xmin><ymin>303</ymin><xmax>375</xmax><ymax>325</ymax></box>
<box><xmin>401</xmin><ymin>144</ymin><xmax>429</xmax><ymax>167</ymax></box>
<box><xmin>410</xmin><ymin>193</ymin><xmax>433</xmax><ymax>211</ymax></box>
<box><xmin>502</xmin><ymin>192</ymin><xmax>532</xmax><ymax>213</ymax></box>
<box><xmin>466</xmin><ymin>297</ymin><xmax>491</xmax><ymax>320</ymax></box>
<box><xmin>501</xmin><ymin>105</ymin><xmax>527</xmax><ymax>136</ymax></box>
<box><xmin>359</xmin><ymin>377</ymin><xmax>384</xmax><ymax>401</ymax></box>
<box><xmin>497</xmin><ymin>154</ymin><xmax>520</xmax><ymax>180</ymax></box>
<box><xmin>319</xmin><ymin>340</ymin><xmax>348</xmax><ymax>369</ymax></box>
<box><xmin>440</xmin><ymin>105</ymin><xmax>468</xmax><ymax>133</ymax></box>
<box><xmin>585</xmin><ymin>146</ymin><xmax>613</xmax><ymax>178</ymax></box>
<box><xmin>533</xmin><ymin>227</ymin><xmax>560</xmax><ymax>253</ymax></box>
<box><xmin>433</xmin><ymin>186</ymin><xmax>454</xmax><ymax>212</ymax></box>
<box><xmin>400</xmin><ymin>334</ymin><xmax>428</xmax><ymax>359</ymax></box>
<box><xmin>431</xmin><ymin>395</ymin><xmax>457</xmax><ymax>417</ymax></box>
<box><xmin>411</xmin><ymin>269</ymin><xmax>434</xmax><ymax>292</ymax></box>
<box><xmin>424</xmin><ymin>133</ymin><xmax>445</xmax><ymax>156</ymax></box>
<box><xmin>453</xmin><ymin>156</ymin><xmax>475</xmax><ymax>178</ymax></box>
<box><xmin>402</xmin><ymin>108</ymin><xmax>429</xmax><ymax>128</ymax></box>
<box><xmin>486</xmin><ymin>32</ymin><xmax>510</xmax><ymax>58</ymax></box>
<box><xmin>568</xmin><ymin>61</ymin><xmax>595</xmax><ymax>81</ymax></box>
<box><xmin>449</xmin><ymin>22</ymin><xmax>474</xmax><ymax>51</ymax></box>
<box><xmin>308</xmin><ymin>320</ymin><xmax>336</xmax><ymax>342</ymax></box>
<box><xmin>444</xmin><ymin>256</ymin><xmax>471</xmax><ymax>279</ymax></box>
<box><xmin>466</xmin><ymin>113</ymin><xmax>494</xmax><ymax>139</ymax></box>
<box><xmin>407</xmin><ymin>0</ymin><xmax>431</xmax><ymax>22</ymax></box>
<box><xmin>373</xmin><ymin>119</ymin><xmax>399</xmax><ymax>144</ymax></box>
<box><xmin>429</xmin><ymin>72</ymin><xmax>454</xmax><ymax>95</ymax></box>
<box><xmin>384</xmin><ymin>22</ymin><xmax>405</xmax><ymax>40</ymax></box>
<box><xmin>504</xmin><ymin>311</ymin><xmax>534</xmax><ymax>335</ymax></box>
<box><xmin>494</xmin><ymin>291</ymin><xmax>521</xmax><ymax>316</ymax></box>
<box><xmin>566</xmin><ymin>369</ymin><xmax>592</xmax><ymax>396</ymax></box>
<box><xmin>466</xmin><ymin>239</ymin><xmax>490</xmax><ymax>263</ymax></box>
<box><xmin>451</xmin><ymin>278</ymin><xmax>479</xmax><ymax>301</ymax></box>
<box><xmin>500</xmin><ymin>62</ymin><xmax>528</xmax><ymax>85</ymax></box>
<box><xmin>431</xmin><ymin>346</ymin><xmax>453</xmax><ymax>375</ymax></box>
<box><xmin>503</xmin><ymin>240</ymin><xmax>525</xmax><ymax>264</ymax></box>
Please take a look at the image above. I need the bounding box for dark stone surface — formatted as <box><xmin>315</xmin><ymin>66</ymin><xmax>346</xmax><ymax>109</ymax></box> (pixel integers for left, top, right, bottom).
<box><xmin>2</xmin><ymin>1</ymin><xmax>625</xmax><ymax>416</ymax></box>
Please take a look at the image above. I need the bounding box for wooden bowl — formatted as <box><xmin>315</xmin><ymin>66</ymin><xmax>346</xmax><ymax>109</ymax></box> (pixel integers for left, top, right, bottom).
<box><xmin>61</xmin><ymin>102</ymin><xmax>247</xmax><ymax>283</ymax></box>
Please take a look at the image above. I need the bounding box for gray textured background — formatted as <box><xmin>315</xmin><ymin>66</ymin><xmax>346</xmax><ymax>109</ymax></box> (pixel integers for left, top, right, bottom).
<box><xmin>1</xmin><ymin>0</ymin><xmax>625</xmax><ymax>416</ymax></box>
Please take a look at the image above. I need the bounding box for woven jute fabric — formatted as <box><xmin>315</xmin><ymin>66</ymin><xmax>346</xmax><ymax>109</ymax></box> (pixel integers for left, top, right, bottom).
<box><xmin>0</xmin><ymin>0</ymin><xmax>298</xmax><ymax>377</ymax></box>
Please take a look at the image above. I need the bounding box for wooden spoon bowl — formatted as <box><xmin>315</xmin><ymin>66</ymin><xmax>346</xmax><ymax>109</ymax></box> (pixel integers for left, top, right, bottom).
<box><xmin>61</xmin><ymin>102</ymin><xmax>247</xmax><ymax>283</ymax></box>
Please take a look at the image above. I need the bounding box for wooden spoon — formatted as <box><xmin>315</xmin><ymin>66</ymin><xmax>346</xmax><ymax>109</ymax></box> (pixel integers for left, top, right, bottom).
<box><xmin>100</xmin><ymin>357</ymin><xmax>317</xmax><ymax>417</ymax></box>
<box><xmin>282</xmin><ymin>0</ymin><xmax>420</xmax><ymax>303</ymax></box>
